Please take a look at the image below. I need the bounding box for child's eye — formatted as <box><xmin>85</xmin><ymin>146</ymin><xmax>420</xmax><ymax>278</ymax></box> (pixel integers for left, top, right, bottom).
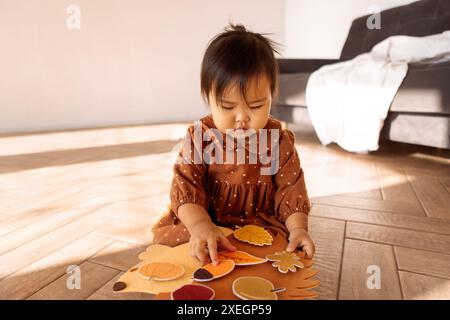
<box><xmin>250</xmin><ymin>105</ymin><xmax>263</xmax><ymax>109</ymax></box>
<box><xmin>221</xmin><ymin>105</ymin><xmax>234</xmax><ymax>110</ymax></box>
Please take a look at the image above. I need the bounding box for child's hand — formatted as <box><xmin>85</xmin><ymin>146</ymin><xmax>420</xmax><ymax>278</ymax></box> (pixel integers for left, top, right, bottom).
<box><xmin>286</xmin><ymin>228</ymin><xmax>315</xmax><ymax>258</ymax></box>
<box><xmin>188</xmin><ymin>221</ymin><xmax>237</xmax><ymax>266</ymax></box>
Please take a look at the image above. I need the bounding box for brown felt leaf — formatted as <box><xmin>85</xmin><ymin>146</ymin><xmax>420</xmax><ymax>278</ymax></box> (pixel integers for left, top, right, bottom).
<box><xmin>266</xmin><ymin>251</ymin><xmax>304</xmax><ymax>273</ymax></box>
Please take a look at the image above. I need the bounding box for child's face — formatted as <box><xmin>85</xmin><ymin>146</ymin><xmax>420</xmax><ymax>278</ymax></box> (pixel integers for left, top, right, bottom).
<box><xmin>209</xmin><ymin>75</ymin><xmax>272</xmax><ymax>136</ymax></box>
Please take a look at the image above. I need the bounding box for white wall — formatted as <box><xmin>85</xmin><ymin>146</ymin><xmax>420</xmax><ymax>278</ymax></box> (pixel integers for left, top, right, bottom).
<box><xmin>0</xmin><ymin>0</ymin><xmax>284</xmax><ymax>133</ymax></box>
<box><xmin>284</xmin><ymin>0</ymin><xmax>417</xmax><ymax>58</ymax></box>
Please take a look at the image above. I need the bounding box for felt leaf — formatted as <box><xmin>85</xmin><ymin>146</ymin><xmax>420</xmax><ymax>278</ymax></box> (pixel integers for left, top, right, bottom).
<box><xmin>115</xmin><ymin>227</ymin><xmax>234</xmax><ymax>295</ymax></box>
<box><xmin>138</xmin><ymin>262</ymin><xmax>185</xmax><ymax>281</ymax></box>
<box><xmin>193</xmin><ymin>260</ymin><xmax>235</xmax><ymax>282</ymax></box>
<box><xmin>266</xmin><ymin>251</ymin><xmax>304</xmax><ymax>273</ymax></box>
<box><xmin>171</xmin><ymin>284</ymin><xmax>215</xmax><ymax>300</ymax></box>
<box><xmin>232</xmin><ymin>276</ymin><xmax>283</xmax><ymax>300</ymax></box>
<box><xmin>117</xmin><ymin>244</ymin><xmax>200</xmax><ymax>294</ymax></box>
<box><xmin>233</xmin><ymin>225</ymin><xmax>273</xmax><ymax>246</ymax></box>
<box><xmin>217</xmin><ymin>251</ymin><xmax>267</xmax><ymax>266</ymax></box>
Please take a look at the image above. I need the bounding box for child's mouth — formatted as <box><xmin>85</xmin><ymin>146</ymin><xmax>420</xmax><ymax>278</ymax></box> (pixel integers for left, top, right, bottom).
<box><xmin>233</xmin><ymin>128</ymin><xmax>255</xmax><ymax>138</ymax></box>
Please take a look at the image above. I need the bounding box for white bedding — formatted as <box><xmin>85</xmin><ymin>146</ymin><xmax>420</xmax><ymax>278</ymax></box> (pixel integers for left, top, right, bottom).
<box><xmin>305</xmin><ymin>31</ymin><xmax>450</xmax><ymax>152</ymax></box>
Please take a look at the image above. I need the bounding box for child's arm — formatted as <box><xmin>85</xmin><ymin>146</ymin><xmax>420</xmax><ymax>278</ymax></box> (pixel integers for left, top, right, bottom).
<box><xmin>178</xmin><ymin>203</ymin><xmax>236</xmax><ymax>265</ymax></box>
<box><xmin>285</xmin><ymin>212</ymin><xmax>315</xmax><ymax>258</ymax></box>
<box><xmin>171</xmin><ymin>124</ymin><xmax>236</xmax><ymax>265</ymax></box>
<box><xmin>178</xmin><ymin>203</ymin><xmax>213</xmax><ymax>230</ymax></box>
<box><xmin>273</xmin><ymin>129</ymin><xmax>315</xmax><ymax>258</ymax></box>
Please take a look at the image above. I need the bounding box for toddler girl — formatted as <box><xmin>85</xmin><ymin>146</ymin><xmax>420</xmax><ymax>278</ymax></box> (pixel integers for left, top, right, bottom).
<box><xmin>152</xmin><ymin>23</ymin><xmax>315</xmax><ymax>265</ymax></box>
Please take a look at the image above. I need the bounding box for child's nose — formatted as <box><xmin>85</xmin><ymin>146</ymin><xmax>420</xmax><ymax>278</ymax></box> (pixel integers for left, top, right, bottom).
<box><xmin>235</xmin><ymin>110</ymin><xmax>250</xmax><ymax>126</ymax></box>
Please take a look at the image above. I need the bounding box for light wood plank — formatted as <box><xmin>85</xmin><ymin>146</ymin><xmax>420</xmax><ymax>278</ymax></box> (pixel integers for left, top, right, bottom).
<box><xmin>2</xmin><ymin>180</ymin><xmax>105</xmax><ymax>216</ymax></box>
<box><xmin>0</xmin><ymin>187</ymin><xmax>108</xmax><ymax>237</ymax></box>
<box><xmin>347</xmin><ymin>157</ymin><xmax>382</xmax><ymax>200</ymax></box>
<box><xmin>399</xmin><ymin>271</ymin><xmax>450</xmax><ymax>300</ymax></box>
<box><xmin>339</xmin><ymin>239</ymin><xmax>402</xmax><ymax>299</ymax></box>
<box><xmin>439</xmin><ymin>177</ymin><xmax>450</xmax><ymax>193</ymax></box>
<box><xmin>0</xmin><ymin>204</ymin><xmax>107</xmax><ymax>256</ymax></box>
<box><xmin>89</xmin><ymin>241</ymin><xmax>146</xmax><ymax>272</ymax></box>
<box><xmin>312</xmin><ymin>195</ymin><xmax>425</xmax><ymax>216</ymax></box>
<box><xmin>394</xmin><ymin>247</ymin><xmax>450</xmax><ymax>280</ymax></box>
<box><xmin>92</xmin><ymin>218</ymin><xmax>154</xmax><ymax>245</ymax></box>
<box><xmin>87</xmin><ymin>272</ymin><xmax>155</xmax><ymax>300</ymax></box>
<box><xmin>404</xmin><ymin>166</ymin><xmax>450</xmax><ymax>178</ymax></box>
<box><xmin>93</xmin><ymin>201</ymin><xmax>163</xmax><ymax>225</ymax></box>
<box><xmin>346</xmin><ymin>222</ymin><xmax>450</xmax><ymax>254</ymax></box>
<box><xmin>408</xmin><ymin>174</ymin><xmax>450</xmax><ymax>219</ymax></box>
<box><xmin>0</xmin><ymin>194</ymin><xmax>19</xmax><ymax>211</ymax></box>
<box><xmin>310</xmin><ymin>204</ymin><xmax>450</xmax><ymax>235</ymax></box>
<box><xmin>308</xmin><ymin>216</ymin><xmax>346</xmax><ymax>300</ymax></box>
<box><xmin>27</xmin><ymin>261</ymin><xmax>120</xmax><ymax>300</ymax></box>
<box><xmin>376</xmin><ymin>156</ymin><xmax>449</xmax><ymax>178</ymax></box>
<box><xmin>322</xmin><ymin>152</ymin><xmax>352</xmax><ymax>181</ymax></box>
<box><xmin>0</xmin><ymin>214</ymin><xmax>107</xmax><ymax>280</ymax></box>
<box><xmin>377</xmin><ymin>166</ymin><xmax>420</xmax><ymax>205</ymax></box>
<box><xmin>0</xmin><ymin>234</ymin><xmax>114</xmax><ymax>299</ymax></box>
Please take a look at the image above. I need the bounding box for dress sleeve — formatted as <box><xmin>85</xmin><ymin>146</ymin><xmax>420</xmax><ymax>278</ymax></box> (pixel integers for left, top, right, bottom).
<box><xmin>170</xmin><ymin>124</ymin><xmax>208</xmax><ymax>217</ymax></box>
<box><xmin>273</xmin><ymin>129</ymin><xmax>311</xmax><ymax>227</ymax></box>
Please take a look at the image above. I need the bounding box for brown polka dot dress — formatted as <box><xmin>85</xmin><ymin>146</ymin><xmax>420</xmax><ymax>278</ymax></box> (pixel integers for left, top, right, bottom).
<box><xmin>151</xmin><ymin>114</ymin><xmax>311</xmax><ymax>247</ymax></box>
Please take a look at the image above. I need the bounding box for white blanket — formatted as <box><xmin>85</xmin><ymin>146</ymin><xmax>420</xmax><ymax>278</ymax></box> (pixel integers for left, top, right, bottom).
<box><xmin>305</xmin><ymin>31</ymin><xmax>450</xmax><ymax>152</ymax></box>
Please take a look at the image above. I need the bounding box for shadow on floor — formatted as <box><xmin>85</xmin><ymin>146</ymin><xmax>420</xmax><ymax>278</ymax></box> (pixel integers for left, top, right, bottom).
<box><xmin>0</xmin><ymin>139</ymin><xmax>181</xmax><ymax>174</ymax></box>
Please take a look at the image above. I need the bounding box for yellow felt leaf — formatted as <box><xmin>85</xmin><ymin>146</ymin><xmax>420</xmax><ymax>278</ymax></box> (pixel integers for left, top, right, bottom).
<box><xmin>266</xmin><ymin>251</ymin><xmax>304</xmax><ymax>273</ymax></box>
<box><xmin>217</xmin><ymin>251</ymin><xmax>267</xmax><ymax>266</ymax></box>
<box><xmin>232</xmin><ymin>276</ymin><xmax>280</xmax><ymax>300</ymax></box>
<box><xmin>233</xmin><ymin>225</ymin><xmax>273</xmax><ymax>246</ymax></box>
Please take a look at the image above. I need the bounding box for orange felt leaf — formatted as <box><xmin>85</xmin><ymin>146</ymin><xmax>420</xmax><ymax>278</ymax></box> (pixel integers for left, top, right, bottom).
<box><xmin>193</xmin><ymin>260</ymin><xmax>235</xmax><ymax>282</ymax></box>
<box><xmin>233</xmin><ymin>225</ymin><xmax>273</xmax><ymax>246</ymax></box>
<box><xmin>138</xmin><ymin>262</ymin><xmax>185</xmax><ymax>281</ymax></box>
<box><xmin>217</xmin><ymin>251</ymin><xmax>267</xmax><ymax>266</ymax></box>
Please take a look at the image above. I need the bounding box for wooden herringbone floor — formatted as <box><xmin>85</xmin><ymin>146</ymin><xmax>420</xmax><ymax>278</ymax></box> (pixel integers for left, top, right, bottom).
<box><xmin>0</xmin><ymin>122</ymin><xmax>449</xmax><ymax>300</ymax></box>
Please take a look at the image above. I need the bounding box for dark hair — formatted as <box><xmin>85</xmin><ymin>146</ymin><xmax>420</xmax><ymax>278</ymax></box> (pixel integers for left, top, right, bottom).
<box><xmin>200</xmin><ymin>23</ymin><xmax>280</xmax><ymax>106</ymax></box>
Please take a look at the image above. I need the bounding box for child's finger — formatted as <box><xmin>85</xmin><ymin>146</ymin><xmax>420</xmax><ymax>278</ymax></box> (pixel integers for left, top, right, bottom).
<box><xmin>190</xmin><ymin>242</ymin><xmax>196</xmax><ymax>258</ymax></box>
<box><xmin>286</xmin><ymin>238</ymin><xmax>299</xmax><ymax>252</ymax></box>
<box><xmin>196</xmin><ymin>241</ymin><xmax>208</xmax><ymax>265</ymax></box>
<box><xmin>207</xmin><ymin>239</ymin><xmax>219</xmax><ymax>265</ymax></box>
<box><xmin>218</xmin><ymin>235</ymin><xmax>237</xmax><ymax>251</ymax></box>
<box><xmin>303</xmin><ymin>242</ymin><xmax>315</xmax><ymax>259</ymax></box>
